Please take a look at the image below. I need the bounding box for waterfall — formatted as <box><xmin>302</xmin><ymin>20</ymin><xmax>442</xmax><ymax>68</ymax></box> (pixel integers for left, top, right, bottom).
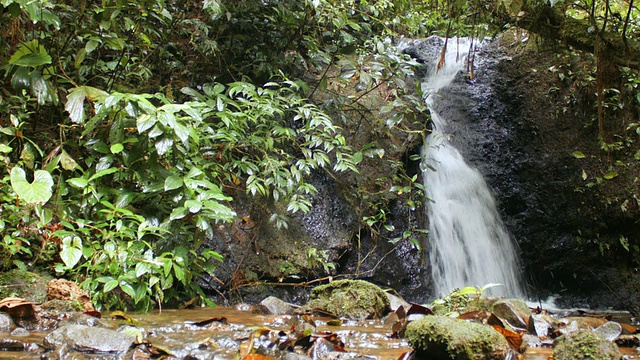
<box><xmin>421</xmin><ymin>38</ymin><xmax>524</xmax><ymax>298</ymax></box>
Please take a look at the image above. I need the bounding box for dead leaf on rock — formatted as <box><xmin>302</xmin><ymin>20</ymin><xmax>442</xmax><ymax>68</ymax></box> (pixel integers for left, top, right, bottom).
<box><xmin>491</xmin><ymin>324</ymin><xmax>524</xmax><ymax>351</ymax></box>
<box><xmin>0</xmin><ymin>297</ymin><xmax>35</xmax><ymax>319</ymax></box>
<box><xmin>186</xmin><ymin>316</ymin><xmax>228</xmax><ymax>327</ymax></box>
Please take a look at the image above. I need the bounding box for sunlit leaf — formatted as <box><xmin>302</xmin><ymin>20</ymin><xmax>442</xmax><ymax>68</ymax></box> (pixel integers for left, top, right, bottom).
<box><xmin>572</xmin><ymin>151</ymin><xmax>586</xmax><ymax>159</ymax></box>
<box><xmin>603</xmin><ymin>171</ymin><xmax>618</xmax><ymax>179</ymax></box>
<box><xmin>60</xmin><ymin>236</ymin><xmax>82</xmax><ymax>268</ymax></box>
<box><xmin>164</xmin><ymin>175</ymin><xmax>183</xmax><ymax>191</ymax></box>
<box><xmin>10</xmin><ymin>167</ymin><xmax>53</xmax><ymax>204</ymax></box>
<box><xmin>60</xmin><ymin>149</ymin><xmax>79</xmax><ymax>171</ymax></box>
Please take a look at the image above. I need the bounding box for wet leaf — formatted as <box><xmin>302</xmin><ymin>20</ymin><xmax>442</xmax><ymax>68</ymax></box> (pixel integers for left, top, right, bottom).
<box><xmin>406</xmin><ymin>303</ymin><xmax>433</xmax><ymax>316</ymax></box>
<box><xmin>187</xmin><ymin>316</ymin><xmax>228</xmax><ymax>327</ymax></box>
<box><xmin>242</xmin><ymin>355</ymin><xmax>273</xmax><ymax>360</ymax></box>
<box><xmin>110</xmin><ymin>310</ymin><xmax>141</xmax><ymax>325</ymax></box>
<box><xmin>603</xmin><ymin>171</ymin><xmax>618</xmax><ymax>180</ymax></box>
<box><xmin>0</xmin><ymin>297</ymin><xmax>35</xmax><ymax>319</ymax></box>
<box><xmin>491</xmin><ymin>324</ymin><xmax>523</xmax><ymax>350</ymax></box>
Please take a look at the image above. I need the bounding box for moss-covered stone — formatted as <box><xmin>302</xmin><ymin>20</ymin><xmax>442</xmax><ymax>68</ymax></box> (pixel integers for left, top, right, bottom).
<box><xmin>491</xmin><ymin>298</ymin><xmax>532</xmax><ymax>328</ymax></box>
<box><xmin>306</xmin><ymin>280</ymin><xmax>389</xmax><ymax>319</ymax></box>
<box><xmin>0</xmin><ymin>270</ymin><xmax>49</xmax><ymax>303</ymax></box>
<box><xmin>405</xmin><ymin>316</ymin><xmax>510</xmax><ymax>360</ymax></box>
<box><xmin>553</xmin><ymin>330</ymin><xmax>622</xmax><ymax>360</ymax></box>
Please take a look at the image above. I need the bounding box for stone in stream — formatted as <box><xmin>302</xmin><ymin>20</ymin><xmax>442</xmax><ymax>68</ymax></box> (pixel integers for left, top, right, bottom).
<box><xmin>0</xmin><ymin>312</ymin><xmax>13</xmax><ymax>331</ymax></box>
<box><xmin>592</xmin><ymin>321</ymin><xmax>623</xmax><ymax>341</ymax></box>
<box><xmin>261</xmin><ymin>296</ymin><xmax>294</xmax><ymax>315</ymax></box>
<box><xmin>490</xmin><ymin>298</ymin><xmax>531</xmax><ymax>329</ymax></box>
<box><xmin>304</xmin><ymin>280</ymin><xmax>390</xmax><ymax>319</ymax></box>
<box><xmin>405</xmin><ymin>316</ymin><xmax>511</xmax><ymax>360</ymax></box>
<box><xmin>43</xmin><ymin>324</ymin><xmax>135</xmax><ymax>354</ymax></box>
<box><xmin>553</xmin><ymin>330</ymin><xmax>622</xmax><ymax>360</ymax></box>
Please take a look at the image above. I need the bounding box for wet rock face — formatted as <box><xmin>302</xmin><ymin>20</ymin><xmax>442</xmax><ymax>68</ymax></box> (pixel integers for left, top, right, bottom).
<box><xmin>43</xmin><ymin>324</ymin><xmax>135</xmax><ymax>354</ymax></box>
<box><xmin>400</xmin><ymin>35</ymin><xmax>640</xmax><ymax>310</ymax></box>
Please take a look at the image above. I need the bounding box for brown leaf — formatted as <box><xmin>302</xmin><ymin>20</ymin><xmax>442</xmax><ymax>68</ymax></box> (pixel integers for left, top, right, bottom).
<box><xmin>187</xmin><ymin>316</ymin><xmax>228</xmax><ymax>327</ymax></box>
<box><xmin>458</xmin><ymin>310</ymin><xmax>488</xmax><ymax>321</ymax></box>
<box><xmin>0</xmin><ymin>297</ymin><xmax>35</xmax><ymax>319</ymax></box>
<box><xmin>406</xmin><ymin>303</ymin><xmax>433</xmax><ymax>316</ymax></box>
<box><xmin>492</xmin><ymin>325</ymin><xmax>524</xmax><ymax>350</ymax></box>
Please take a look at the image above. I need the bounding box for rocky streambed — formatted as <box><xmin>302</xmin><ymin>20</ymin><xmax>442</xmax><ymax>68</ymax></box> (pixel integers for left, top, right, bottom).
<box><xmin>1</xmin><ymin>275</ymin><xmax>640</xmax><ymax>359</ymax></box>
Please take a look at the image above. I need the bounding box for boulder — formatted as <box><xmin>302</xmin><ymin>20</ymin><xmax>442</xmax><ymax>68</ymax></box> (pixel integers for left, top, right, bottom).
<box><xmin>305</xmin><ymin>280</ymin><xmax>390</xmax><ymax>319</ymax></box>
<box><xmin>261</xmin><ymin>296</ymin><xmax>293</xmax><ymax>315</ymax></box>
<box><xmin>405</xmin><ymin>316</ymin><xmax>511</xmax><ymax>360</ymax></box>
<box><xmin>43</xmin><ymin>324</ymin><xmax>135</xmax><ymax>354</ymax></box>
<box><xmin>553</xmin><ymin>330</ymin><xmax>622</xmax><ymax>360</ymax></box>
<box><xmin>0</xmin><ymin>270</ymin><xmax>48</xmax><ymax>303</ymax></box>
<box><xmin>491</xmin><ymin>298</ymin><xmax>531</xmax><ymax>329</ymax></box>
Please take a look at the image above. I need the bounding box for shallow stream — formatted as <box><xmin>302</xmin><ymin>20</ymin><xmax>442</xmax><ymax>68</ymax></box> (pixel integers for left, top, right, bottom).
<box><xmin>2</xmin><ymin>307</ymin><xmax>638</xmax><ymax>359</ymax></box>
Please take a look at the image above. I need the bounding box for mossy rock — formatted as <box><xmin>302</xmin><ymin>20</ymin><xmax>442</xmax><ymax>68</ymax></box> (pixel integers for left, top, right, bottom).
<box><xmin>306</xmin><ymin>280</ymin><xmax>390</xmax><ymax>319</ymax></box>
<box><xmin>405</xmin><ymin>316</ymin><xmax>510</xmax><ymax>360</ymax></box>
<box><xmin>553</xmin><ymin>330</ymin><xmax>622</xmax><ymax>360</ymax></box>
<box><xmin>0</xmin><ymin>270</ymin><xmax>49</xmax><ymax>303</ymax></box>
<box><xmin>491</xmin><ymin>298</ymin><xmax>532</xmax><ymax>328</ymax></box>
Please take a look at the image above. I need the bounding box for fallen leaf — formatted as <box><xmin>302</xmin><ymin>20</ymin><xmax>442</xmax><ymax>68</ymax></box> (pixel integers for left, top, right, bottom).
<box><xmin>492</xmin><ymin>325</ymin><xmax>524</xmax><ymax>350</ymax></box>
<box><xmin>0</xmin><ymin>297</ymin><xmax>35</xmax><ymax>319</ymax></box>
<box><xmin>186</xmin><ymin>316</ymin><xmax>228</xmax><ymax>327</ymax></box>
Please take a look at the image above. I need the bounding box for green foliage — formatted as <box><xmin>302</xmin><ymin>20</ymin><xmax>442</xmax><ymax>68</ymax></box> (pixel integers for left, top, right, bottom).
<box><xmin>0</xmin><ymin>0</ymin><xmax>435</xmax><ymax>310</ymax></box>
<box><xmin>430</xmin><ymin>284</ymin><xmax>501</xmax><ymax>317</ymax></box>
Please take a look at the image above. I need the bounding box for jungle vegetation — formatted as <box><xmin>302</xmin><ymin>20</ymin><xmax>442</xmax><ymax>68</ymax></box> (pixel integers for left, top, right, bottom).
<box><xmin>0</xmin><ymin>0</ymin><xmax>638</xmax><ymax>310</ymax></box>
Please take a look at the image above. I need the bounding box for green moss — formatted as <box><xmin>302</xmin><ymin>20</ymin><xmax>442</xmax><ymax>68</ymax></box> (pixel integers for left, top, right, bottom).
<box><xmin>553</xmin><ymin>331</ymin><xmax>622</xmax><ymax>360</ymax></box>
<box><xmin>0</xmin><ymin>270</ymin><xmax>49</xmax><ymax>303</ymax></box>
<box><xmin>405</xmin><ymin>316</ymin><xmax>510</xmax><ymax>360</ymax></box>
<box><xmin>306</xmin><ymin>279</ymin><xmax>390</xmax><ymax>319</ymax></box>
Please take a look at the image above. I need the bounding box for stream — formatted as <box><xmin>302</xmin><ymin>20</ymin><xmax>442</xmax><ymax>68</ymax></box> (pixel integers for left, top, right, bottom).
<box><xmin>1</xmin><ymin>306</ymin><xmax>638</xmax><ymax>359</ymax></box>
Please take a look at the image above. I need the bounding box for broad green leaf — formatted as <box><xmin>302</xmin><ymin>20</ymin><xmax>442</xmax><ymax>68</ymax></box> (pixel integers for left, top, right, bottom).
<box><xmin>457</xmin><ymin>286</ymin><xmax>481</xmax><ymax>296</ymax></box>
<box><xmin>103</xmin><ymin>279</ymin><xmax>119</xmax><ymax>293</ymax></box>
<box><xmin>60</xmin><ymin>236</ymin><xmax>82</xmax><ymax>268</ymax></box>
<box><xmin>164</xmin><ymin>175</ymin><xmax>183</xmax><ymax>191</ymax></box>
<box><xmin>137</xmin><ymin>114</ymin><xmax>157</xmax><ymax>133</ymax></box>
<box><xmin>572</xmin><ymin>151</ymin><xmax>586</xmax><ymax>159</ymax></box>
<box><xmin>120</xmin><ymin>283</ymin><xmax>136</xmax><ymax>298</ymax></box>
<box><xmin>173</xmin><ymin>263</ymin><xmax>185</xmax><ymax>282</ymax></box>
<box><xmin>0</xmin><ymin>144</ymin><xmax>12</xmax><ymax>153</ymax></box>
<box><xmin>185</xmin><ymin>199</ymin><xmax>202</xmax><ymax>213</ymax></box>
<box><xmin>9</xmin><ymin>51</ymin><xmax>51</xmax><ymax>67</ymax></box>
<box><xmin>170</xmin><ymin>206</ymin><xmax>187</xmax><ymax>220</ymax></box>
<box><xmin>88</xmin><ymin>167</ymin><xmax>119</xmax><ymax>182</ymax></box>
<box><xmin>65</xmin><ymin>86</ymin><xmax>87</xmax><ymax>124</ymax></box>
<box><xmin>10</xmin><ymin>167</ymin><xmax>53</xmax><ymax>204</ymax></box>
<box><xmin>67</xmin><ymin>177</ymin><xmax>89</xmax><ymax>189</ymax></box>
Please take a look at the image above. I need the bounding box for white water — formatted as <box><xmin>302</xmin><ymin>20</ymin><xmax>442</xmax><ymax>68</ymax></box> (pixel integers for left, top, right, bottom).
<box><xmin>422</xmin><ymin>38</ymin><xmax>524</xmax><ymax>298</ymax></box>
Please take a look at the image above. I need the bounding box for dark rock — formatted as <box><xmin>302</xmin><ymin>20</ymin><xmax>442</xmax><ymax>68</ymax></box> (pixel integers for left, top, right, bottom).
<box><xmin>553</xmin><ymin>330</ymin><xmax>622</xmax><ymax>360</ymax></box>
<box><xmin>43</xmin><ymin>324</ymin><xmax>135</xmax><ymax>354</ymax></box>
<box><xmin>305</xmin><ymin>280</ymin><xmax>390</xmax><ymax>319</ymax></box>
<box><xmin>405</xmin><ymin>315</ymin><xmax>511</xmax><ymax>360</ymax></box>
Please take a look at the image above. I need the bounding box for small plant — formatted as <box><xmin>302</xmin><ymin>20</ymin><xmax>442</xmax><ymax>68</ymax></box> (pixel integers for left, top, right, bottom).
<box><xmin>430</xmin><ymin>283</ymin><xmax>502</xmax><ymax>317</ymax></box>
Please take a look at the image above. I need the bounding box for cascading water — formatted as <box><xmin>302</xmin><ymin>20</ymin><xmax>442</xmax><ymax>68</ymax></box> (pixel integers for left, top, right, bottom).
<box><xmin>421</xmin><ymin>38</ymin><xmax>524</xmax><ymax>298</ymax></box>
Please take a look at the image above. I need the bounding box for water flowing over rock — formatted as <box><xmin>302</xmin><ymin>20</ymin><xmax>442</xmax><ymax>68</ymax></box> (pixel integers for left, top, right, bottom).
<box><xmin>416</xmin><ymin>37</ymin><xmax>524</xmax><ymax>297</ymax></box>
